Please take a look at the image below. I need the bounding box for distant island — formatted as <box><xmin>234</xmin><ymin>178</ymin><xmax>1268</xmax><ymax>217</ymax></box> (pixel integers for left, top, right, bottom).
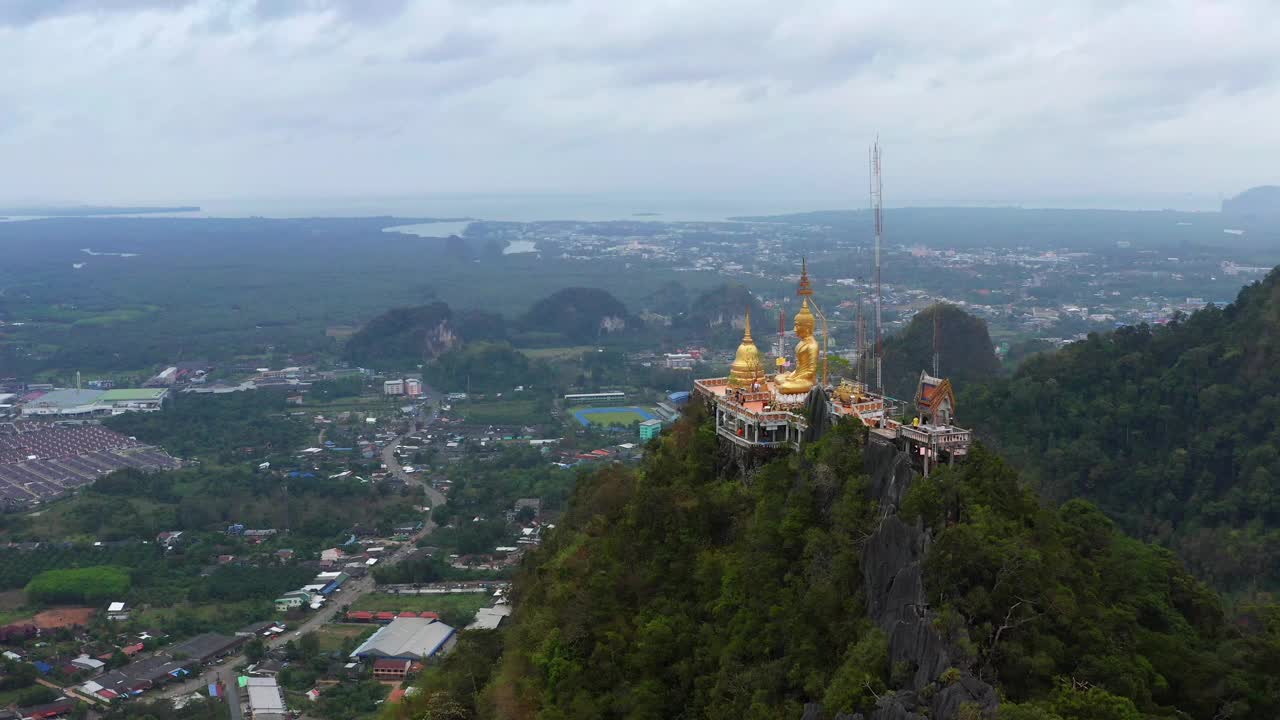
<box><xmin>632</xmin><ymin>212</ymin><xmax>662</xmax><ymax>217</ymax></box>
<box><xmin>1222</xmin><ymin>185</ymin><xmax>1280</xmax><ymax>216</ymax></box>
<box><xmin>0</xmin><ymin>205</ymin><xmax>201</xmax><ymax>217</ymax></box>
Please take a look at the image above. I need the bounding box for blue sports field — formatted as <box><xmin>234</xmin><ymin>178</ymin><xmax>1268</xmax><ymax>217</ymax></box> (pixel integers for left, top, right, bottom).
<box><xmin>572</xmin><ymin>406</ymin><xmax>655</xmax><ymax>427</ymax></box>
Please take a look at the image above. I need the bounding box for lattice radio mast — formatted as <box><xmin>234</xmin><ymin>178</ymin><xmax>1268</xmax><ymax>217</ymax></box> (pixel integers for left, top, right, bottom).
<box><xmin>933</xmin><ymin>306</ymin><xmax>941</xmax><ymax>377</ymax></box>
<box><xmin>870</xmin><ymin>139</ymin><xmax>884</xmax><ymax>392</ymax></box>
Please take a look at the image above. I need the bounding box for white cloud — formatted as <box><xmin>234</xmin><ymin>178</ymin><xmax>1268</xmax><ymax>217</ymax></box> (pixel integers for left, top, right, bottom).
<box><xmin>1</xmin><ymin>0</ymin><xmax>1277</xmax><ymax>210</ymax></box>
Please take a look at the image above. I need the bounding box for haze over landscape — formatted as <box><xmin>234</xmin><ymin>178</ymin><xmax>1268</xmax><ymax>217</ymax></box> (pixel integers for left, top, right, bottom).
<box><xmin>3</xmin><ymin>3</ymin><xmax>1280</xmax><ymax>720</ymax></box>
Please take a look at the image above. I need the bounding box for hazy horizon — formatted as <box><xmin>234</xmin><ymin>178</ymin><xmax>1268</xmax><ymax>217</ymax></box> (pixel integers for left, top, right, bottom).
<box><xmin>2</xmin><ymin>1</ymin><xmax>1277</xmax><ymax>211</ymax></box>
<box><xmin>0</xmin><ymin>189</ymin><xmax>1238</xmax><ymax>222</ymax></box>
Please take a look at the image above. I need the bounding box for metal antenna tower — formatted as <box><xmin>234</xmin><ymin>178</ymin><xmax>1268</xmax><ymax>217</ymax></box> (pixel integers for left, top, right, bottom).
<box><xmin>870</xmin><ymin>139</ymin><xmax>884</xmax><ymax>392</ymax></box>
<box><xmin>932</xmin><ymin>306</ymin><xmax>941</xmax><ymax>377</ymax></box>
<box><xmin>855</xmin><ymin>293</ymin><xmax>865</xmax><ymax>383</ymax></box>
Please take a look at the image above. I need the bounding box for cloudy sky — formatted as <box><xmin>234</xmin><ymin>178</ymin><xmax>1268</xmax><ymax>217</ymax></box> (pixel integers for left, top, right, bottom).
<box><xmin>1</xmin><ymin>0</ymin><xmax>1277</xmax><ymax>213</ymax></box>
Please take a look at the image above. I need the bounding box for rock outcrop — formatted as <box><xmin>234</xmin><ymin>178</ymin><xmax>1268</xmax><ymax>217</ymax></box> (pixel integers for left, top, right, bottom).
<box><xmin>861</xmin><ymin>439</ymin><xmax>999</xmax><ymax>720</ymax></box>
<box><xmin>797</xmin><ymin>436</ymin><xmax>998</xmax><ymax>720</ymax></box>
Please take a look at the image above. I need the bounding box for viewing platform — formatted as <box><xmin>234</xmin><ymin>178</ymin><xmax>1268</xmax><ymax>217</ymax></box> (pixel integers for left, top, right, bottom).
<box><xmin>694</xmin><ymin>264</ymin><xmax>971</xmax><ymax>476</ymax></box>
<box><xmin>695</xmin><ymin>374</ymin><xmax>972</xmax><ymax>476</ymax></box>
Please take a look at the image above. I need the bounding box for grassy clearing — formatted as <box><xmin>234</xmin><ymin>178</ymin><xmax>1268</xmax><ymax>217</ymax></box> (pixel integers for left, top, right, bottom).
<box><xmin>349</xmin><ymin>592</ymin><xmax>490</xmax><ymax>617</ymax></box>
<box><xmin>458</xmin><ymin>399</ymin><xmax>546</xmax><ymax>426</ymax></box>
<box><xmin>518</xmin><ymin>346</ymin><xmax>594</xmax><ymax>361</ymax></box>
<box><xmin>133</xmin><ymin>599</ymin><xmax>271</xmax><ymax>633</ymax></box>
<box><xmin>573</xmin><ymin>407</ymin><xmax>653</xmax><ymax>426</ymax></box>
<box><xmin>313</xmin><ymin>623</ymin><xmax>376</xmax><ymax>653</ymax></box>
<box><xmin>0</xmin><ymin>609</ymin><xmax>33</xmax><ymax>625</ymax></box>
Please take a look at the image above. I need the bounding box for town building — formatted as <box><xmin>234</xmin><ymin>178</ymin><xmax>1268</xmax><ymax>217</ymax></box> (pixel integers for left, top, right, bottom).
<box><xmin>15</xmin><ymin>700</ymin><xmax>75</xmax><ymax>720</ymax></box>
<box><xmin>106</xmin><ymin>602</ymin><xmax>130</xmax><ymax>621</ymax></box>
<box><xmin>639</xmin><ymin>418</ymin><xmax>662</xmax><ymax>441</ymax></box>
<box><xmin>95</xmin><ymin>388</ymin><xmax>168</xmax><ymax>414</ymax></box>
<box><xmin>349</xmin><ymin>617</ymin><xmax>457</xmax><ymax>663</ymax></box>
<box><xmin>372</xmin><ymin>658</ymin><xmax>414</xmax><ymax>681</ymax></box>
<box><xmin>71</xmin><ymin>655</ymin><xmax>106</xmax><ymax>675</ymax></box>
<box><xmin>664</xmin><ymin>353</ymin><xmax>696</xmax><ymax>369</ymax></box>
<box><xmin>167</xmin><ymin>633</ymin><xmax>246</xmax><ymax>665</ymax></box>
<box><xmin>404</xmin><ymin>378</ymin><xmax>423</xmax><ymax>397</ymax></box>
<box><xmin>273</xmin><ymin>590</ymin><xmax>314</xmax><ymax>612</ymax></box>
<box><xmin>562</xmin><ymin>391</ymin><xmax>626</xmax><ymax>405</ymax></box>
<box><xmin>18</xmin><ymin>388</ymin><xmax>167</xmax><ymax>417</ymax></box>
<box><xmin>244</xmin><ymin>676</ymin><xmax>288</xmax><ymax>720</ymax></box>
<box><xmin>383</xmin><ymin>379</ymin><xmax>405</xmax><ymax>396</ymax></box>
<box><xmin>466</xmin><ymin>603</ymin><xmax>512</xmax><ymax>631</ymax></box>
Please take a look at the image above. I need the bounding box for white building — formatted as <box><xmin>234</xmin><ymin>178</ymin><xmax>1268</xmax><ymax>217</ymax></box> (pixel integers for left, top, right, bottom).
<box><xmin>384</xmin><ymin>379</ymin><xmax>405</xmax><ymax>396</ymax></box>
<box><xmin>405</xmin><ymin>378</ymin><xmax>423</xmax><ymax>397</ymax></box>
<box><xmin>664</xmin><ymin>353</ymin><xmax>696</xmax><ymax>370</ymax></box>
<box><xmin>245</xmin><ymin>676</ymin><xmax>287</xmax><ymax>720</ymax></box>
<box><xmin>466</xmin><ymin>603</ymin><xmax>512</xmax><ymax>631</ymax></box>
<box><xmin>106</xmin><ymin>601</ymin><xmax>130</xmax><ymax>621</ymax></box>
<box><xmin>350</xmin><ymin>617</ymin><xmax>457</xmax><ymax>662</ymax></box>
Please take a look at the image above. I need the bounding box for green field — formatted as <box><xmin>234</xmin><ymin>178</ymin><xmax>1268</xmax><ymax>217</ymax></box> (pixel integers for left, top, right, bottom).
<box><xmin>312</xmin><ymin>623</ymin><xmax>376</xmax><ymax>653</ymax></box>
<box><xmin>132</xmin><ymin>599</ymin><xmax>272</xmax><ymax>633</ymax></box>
<box><xmin>0</xmin><ymin>609</ymin><xmax>32</xmax><ymax>625</ymax></box>
<box><xmin>458</xmin><ymin>398</ymin><xmax>547</xmax><ymax>426</ymax></box>
<box><xmin>581</xmin><ymin>410</ymin><xmax>646</xmax><ymax>425</ymax></box>
<box><xmin>518</xmin><ymin>345</ymin><xmax>594</xmax><ymax>360</ymax></box>
<box><xmin>349</xmin><ymin>592</ymin><xmax>490</xmax><ymax>618</ymax></box>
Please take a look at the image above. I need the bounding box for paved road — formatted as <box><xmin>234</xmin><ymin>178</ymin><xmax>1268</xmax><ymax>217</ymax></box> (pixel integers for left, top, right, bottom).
<box><xmin>154</xmin><ymin>392</ymin><xmax>448</xmax><ymax>703</ymax></box>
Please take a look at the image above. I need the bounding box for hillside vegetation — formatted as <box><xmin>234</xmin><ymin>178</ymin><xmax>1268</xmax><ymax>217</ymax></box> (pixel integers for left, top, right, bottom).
<box><xmin>344</xmin><ymin>302</ymin><xmax>508</xmax><ymax>369</ymax></box>
<box><xmin>966</xmin><ymin>268</ymin><xmax>1280</xmax><ymax>593</ymax></box>
<box><xmin>394</xmin><ymin>409</ymin><xmax>1280</xmax><ymax>720</ymax></box>
<box><xmin>518</xmin><ymin>287</ymin><xmax>639</xmax><ymax>345</ymax></box>
<box><xmin>881</xmin><ymin>303</ymin><xmax>1001</xmax><ymax>400</ymax></box>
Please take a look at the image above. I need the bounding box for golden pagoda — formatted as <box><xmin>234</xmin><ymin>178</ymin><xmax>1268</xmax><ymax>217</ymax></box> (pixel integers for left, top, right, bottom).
<box><xmin>728</xmin><ymin>308</ymin><xmax>766</xmax><ymax>388</ymax></box>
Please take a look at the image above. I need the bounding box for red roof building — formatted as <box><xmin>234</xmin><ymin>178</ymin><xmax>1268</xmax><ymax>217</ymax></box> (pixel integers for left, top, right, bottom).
<box><xmin>372</xmin><ymin>658</ymin><xmax>412</xmax><ymax>680</ymax></box>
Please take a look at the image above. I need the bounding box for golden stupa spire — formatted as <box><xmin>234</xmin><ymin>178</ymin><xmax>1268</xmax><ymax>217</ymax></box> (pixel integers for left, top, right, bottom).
<box><xmin>728</xmin><ymin>305</ymin><xmax>765</xmax><ymax>388</ymax></box>
<box><xmin>797</xmin><ymin>257</ymin><xmax>813</xmax><ymax>297</ymax></box>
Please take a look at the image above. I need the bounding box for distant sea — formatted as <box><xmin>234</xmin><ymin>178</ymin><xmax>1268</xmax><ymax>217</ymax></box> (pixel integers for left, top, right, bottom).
<box><xmin>0</xmin><ymin>191</ymin><xmax>1225</xmax><ymax>224</ymax></box>
<box><xmin>193</xmin><ymin>193</ymin><xmax>803</xmax><ymax>222</ymax></box>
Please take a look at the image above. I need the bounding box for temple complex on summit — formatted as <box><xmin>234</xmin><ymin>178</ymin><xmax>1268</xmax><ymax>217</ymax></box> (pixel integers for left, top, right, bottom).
<box><xmin>693</xmin><ymin>262</ymin><xmax>972</xmax><ymax>476</ymax></box>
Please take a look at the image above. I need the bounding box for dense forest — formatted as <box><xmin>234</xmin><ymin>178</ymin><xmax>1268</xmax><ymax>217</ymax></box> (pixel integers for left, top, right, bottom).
<box><xmin>424</xmin><ymin>342</ymin><xmax>549</xmax><ymax>394</ymax></box>
<box><xmin>1</xmin><ymin>462</ymin><xmax>422</xmax><ymax>543</ymax></box>
<box><xmin>344</xmin><ymin>302</ymin><xmax>509</xmax><ymax>369</ymax></box>
<box><xmin>104</xmin><ymin>390</ymin><xmax>308</xmax><ymax>463</ymax></box>
<box><xmin>517</xmin><ymin>287</ymin><xmax>639</xmax><ymax>345</ymax></box>
<box><xmin>393</xmin><ymin>409</ymin><xmax>1280</xmax><ymax>719</ymax></box>
<box><xmin>880</xmin><ymin>303</ymin><xmax>1001</xmax><ymax>401</ymax></box>
<box><xmin>966</xmin><ymin>269</ymin><xmax>1280</xmax><ymax>594</ymax></box>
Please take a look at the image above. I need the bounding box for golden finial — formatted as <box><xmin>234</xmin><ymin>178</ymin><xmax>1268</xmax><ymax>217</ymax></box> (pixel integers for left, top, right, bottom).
<box><xmin>743</xmin><ymin>305</ymin><xmax>753</xmax><ymax>341</ymax></box>
<box><xmin>798</xmin><ymin>257</ymin><xmax>813</xmax><ymax>297</ymax></box>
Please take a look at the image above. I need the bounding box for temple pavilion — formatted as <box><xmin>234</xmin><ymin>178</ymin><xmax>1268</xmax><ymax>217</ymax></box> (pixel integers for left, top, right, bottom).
<box><xmin>693</xmin><ymin>263</ymin><xmax>971</xmax><ymax>475</ymax></box>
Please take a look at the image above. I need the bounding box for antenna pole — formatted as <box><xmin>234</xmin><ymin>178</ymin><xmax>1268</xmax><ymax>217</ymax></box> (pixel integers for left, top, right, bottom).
<box><xmin>933</xmin><ymin>307</ymin><xmax>940</xmax><ymax>377</ymax></box>
<box><xmin>855</xmin><ymin>294</ymin><xmax>863</xmax><ymax>383</ymax></box>
<box><xmin>870</xmin><ymin>139</ymin><xmax>884</xmax><ymax>393</ymax></box>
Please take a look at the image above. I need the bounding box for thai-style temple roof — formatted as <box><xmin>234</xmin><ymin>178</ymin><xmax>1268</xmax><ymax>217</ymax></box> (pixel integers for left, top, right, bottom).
<box><xmin>693</xmin><ymin>265</ymin><xmax>972</xmax><ymax>476</ymax></box>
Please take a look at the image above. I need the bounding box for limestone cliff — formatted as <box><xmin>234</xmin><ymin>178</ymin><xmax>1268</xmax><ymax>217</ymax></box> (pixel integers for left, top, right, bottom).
<box><xmin>806</xmin><ymin>439</ymin><xmax>999</xmax><ymax>720</ymax></box>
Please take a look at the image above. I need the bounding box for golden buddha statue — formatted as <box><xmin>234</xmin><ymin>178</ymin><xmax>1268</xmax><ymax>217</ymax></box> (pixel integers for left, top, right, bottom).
<box><xmin>775</xmin><ymin>298</ymin><xmax>818</xmax><ymax>394</ymax></box>
<box><xmin>728</xmin><ymin>309</ymin><xmax>765</xmax><ymax>388</ymax></box>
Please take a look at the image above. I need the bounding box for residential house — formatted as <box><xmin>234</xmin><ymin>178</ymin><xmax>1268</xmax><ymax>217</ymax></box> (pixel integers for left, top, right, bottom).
<box><xmin>274</xmin><ymin>591</ymin><xmax>314</xmax><ymax>613</ymax></box>
<box><xmin>106</xmin><ymin>602</ymin><xmax>130</xmax><ymax>621</ymax></box>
